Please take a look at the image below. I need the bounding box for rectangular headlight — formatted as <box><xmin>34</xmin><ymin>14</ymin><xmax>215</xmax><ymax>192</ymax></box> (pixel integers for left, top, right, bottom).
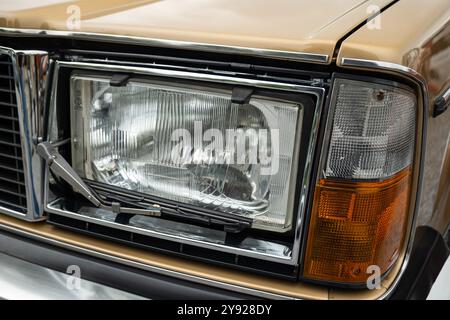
<box><xmin>70</xmin><ymin>74</ymin><xmax>303</xmax><ymax>232</ymax></box>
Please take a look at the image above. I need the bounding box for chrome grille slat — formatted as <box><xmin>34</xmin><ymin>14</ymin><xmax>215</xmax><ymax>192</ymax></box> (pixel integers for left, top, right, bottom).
<box><xmin>0</xmin><ymin>185</ymin><xmax>27</xmax><ymax>198</ymax></box>
<box><xmin>0</xmin><ymin>114</ymin><xmax>18</xmax><ymax>121</ymax></box>
<box><xmin>0</xmin><ymin>150</ymin><xmax>22</xmax><ymax>160</ymax></box>
<box><xmin>0</xmin><ymin>165</ymin><xmax>24</xmax><ymax>182</ymax></box>
<box><xmin>0</xmin><ymin>139</ymin><xmax>21</xmax><ymax>148</ymax></box>
<box><xmin>0</xmin><ymin>101</ymin><xmax>17</xmax><ymax>107</ymax></box>
<box><xmin>0</xmin><ymin>199</ymin><xmax>27</xmax><ymax>212</ymax></box>
<box><xmin>0</xmin><ymin>163</ymin><xmax>24</xmax><ymax>174</ymax></box>
<box><xmin>0</xmin><ymin>74</ymin><xmax>14</xmax><ymax>80</ymax></box>
<box><xmin>0</xmin><ymin>88</ymin><xmax>15</xmax><ymax>94</ymax></box>
<box><xmin>0</xmin><ymin>54</ymin><xmax>27</xmax><ymax>214</ymax></box>
<box><xmin>0</xmin><ymin>176</ymin><xmax>25</xmax><ymax>186</ymax></box>
<box><xmin>0</xmin><ymin>127</ymin><xmax>20</xmax><ymax>135</ymax></box>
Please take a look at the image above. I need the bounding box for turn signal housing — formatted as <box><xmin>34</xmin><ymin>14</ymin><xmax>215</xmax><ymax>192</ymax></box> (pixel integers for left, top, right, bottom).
<box><xmin>303</xmin><ymin>77</ymin><xmax>417</xmax><ymax>286</ymax></box>
<box><xmin>304</xmin><ymin>168</ymin><xmax>411</xmax><ymax>283</ymax></box>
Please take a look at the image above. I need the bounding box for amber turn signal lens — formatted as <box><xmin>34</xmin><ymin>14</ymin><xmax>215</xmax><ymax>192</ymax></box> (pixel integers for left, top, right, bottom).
<box><xmin>303</xmin><ymin>168</ymin><xmax>412</xmax><ymax>284</ymax></box>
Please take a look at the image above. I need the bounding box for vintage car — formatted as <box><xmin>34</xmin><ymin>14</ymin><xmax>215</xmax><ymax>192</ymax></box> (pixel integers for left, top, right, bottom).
<box><xmin>0</xmin><ymin>0</ymin><xmax>448</xmax><ymax>300</ymax></box>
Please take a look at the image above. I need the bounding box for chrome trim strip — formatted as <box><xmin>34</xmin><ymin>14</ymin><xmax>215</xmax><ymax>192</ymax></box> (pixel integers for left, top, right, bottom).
<box><xmin>47</xmin><ymin>199</ymin><xmax>293</xmax><ymax>263</ymax></box>
<box><xmin>0</xmin><ymin>222</ymin><xmax>296</xmax><ymax>300</ymax></box>
<box><xmin>291</xmin><ymin>79</ymin><xmax>325</xmax><ymax>266</ymax></box>
<box><xmin>0</xmin><ymin>46</ymin><xmax>49</xmax><ymax>221</ymax></box>
<box><xmin>433</xmin><ymin>84</ymin><xmax>450</xmax><ymax>117</ymax></box>
<box><xmin>439</xmin><ymin>86</ymin><xmax>450</xmax><ymax>105</ymax></box>
<box><xmin>340</xmin><ymin>57</ymin><xmax>429</xmax><ymax>300</ymax></box>
<box><xmin>45</xmin><ymin>60</ymin><xmax>325</xmax><ymax>265</ymax></box>
<box><xmin>0</xmin><ymin>27</ymin><xmax>329</xmax><ymax>64</ymax></box>
<box><xmin>56</xmin><ymin>60</ymin><xmax>326</xmax><ymax>92</ymax></box>
<box><xmin>340</xmin><ymin>58</ymin><xmax>427</xmax><ymax>87</ymax></box>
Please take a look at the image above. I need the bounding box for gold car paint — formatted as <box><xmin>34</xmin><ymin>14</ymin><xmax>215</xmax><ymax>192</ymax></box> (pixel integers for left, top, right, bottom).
<box><xmin>333</xmin><ymin>0</ymin><xmax>450</xmax><ymax>300</ymax></box>
<box><xmin>0</xmin><ymin>214</ymin><xmax>330</xmax><ymax>300</ymax></box>
<box><xmin>0</xmin><ymin>0</ymin><xmax>394</xmax><ymax>63</ymax></box>
<box><xmin>0</xmin><ymin>0</ymin><xmax>448</xmax><ymax>299</ymax></box>
<box><xmin>337</xmin><ymin>0</ymin><xmax>450</xmax><ymax>234</ymax></box>
<box><xmin>0</xmin><ymin>213</ymin><xmax>407</xmax><ymax>299</ymax></box>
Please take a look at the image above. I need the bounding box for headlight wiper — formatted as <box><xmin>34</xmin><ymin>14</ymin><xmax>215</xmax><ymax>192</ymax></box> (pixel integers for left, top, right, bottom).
<box><xmin>37</xmin><ymin>142</ymin><xmax>161</xmax><ymax>217</ymax></box>
<box><xmin>92</xmin><ymin>184</ymin><xmax>252</xmax><ymax>233</ymax></box>
<box><xmin>38</xmin><ymin>141</ymin><xmax>251</xmax><ymax>233</ymax></box>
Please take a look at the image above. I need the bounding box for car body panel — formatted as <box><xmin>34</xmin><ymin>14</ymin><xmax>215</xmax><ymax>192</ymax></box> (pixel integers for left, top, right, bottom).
<box><xmin>337</xmin><ymin>0</ymin><xmax>450</xmax><ymax>234</ymax></box>
<box><xmin>0</xmin><ymin>214</ymin><xmax>339</xmax><ymax>300</ymax></box>
<box><xmin>0</xmin><ymin>0</ymin><xmax>448</xmax><ymax>300</ymax></box>
<box><xmin>0</xmin><ymin>0</ymin><xmax>395</xmax><ymax>63</ymax></box>
<box><xmin>334</xmin><ymin>0</ymin><xmax>450</xmax><ymax>299</ymax></box>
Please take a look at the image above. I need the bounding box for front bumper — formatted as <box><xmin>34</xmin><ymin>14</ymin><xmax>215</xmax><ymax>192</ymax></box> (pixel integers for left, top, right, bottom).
<box><xmin>0</xmin><ymin>228</ymin><xmax>254</xmax><ymax>300</ymax></box>
<box><xmin>1</xmin><ymin>223</ymin><xmax>448</xmax><ymax>300</ymax></box>
<box><xmin>0</xmin><ymin>251</ymin><xmax>144</xmax><ymax>300</ymax></box>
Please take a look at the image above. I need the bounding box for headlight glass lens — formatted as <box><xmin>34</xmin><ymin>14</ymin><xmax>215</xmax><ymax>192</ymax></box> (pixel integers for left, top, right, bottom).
<box><xmin>70</xmin><ymin>74</ymin><xmax>303</xmax><ymax>232</ymax></box>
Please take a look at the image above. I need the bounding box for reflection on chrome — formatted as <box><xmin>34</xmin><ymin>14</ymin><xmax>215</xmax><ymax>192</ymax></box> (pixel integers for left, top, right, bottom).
<box><xmin>0</xmin><ymin>46</ymin><xmax>50</xmax><ymax>221</ymax></box>
<box><xmin>47</xmin><ymin>198</ymin><xmax>293</xmax><ymax>261</ymax></box>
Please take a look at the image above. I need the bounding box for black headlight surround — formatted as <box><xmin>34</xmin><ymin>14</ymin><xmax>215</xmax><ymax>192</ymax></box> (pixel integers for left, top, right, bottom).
<box><xmin>44</xmin><ymin>57</ymin><xmax>324</xmax><ymax>280</ymax></box>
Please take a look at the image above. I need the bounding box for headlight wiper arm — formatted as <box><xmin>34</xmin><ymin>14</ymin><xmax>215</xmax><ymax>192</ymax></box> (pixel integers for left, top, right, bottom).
<box><xmin>37</xmin><ymin>141</ymin><xmax>161</xmax><ymax>217</ymax></box>
<box><xmin>96</xmin><ymin>188</ymin><xmax>252</xmax><ymax>233</ymax></box>
<box><xmin>89</xmin><ymin>181</ymin><xmax>253</xmax><ymax>233</ymax></box>
<box><xmin>38</xmin><ymin>142</ymin><xmax>251</xmax><ymax>233</ymax></box>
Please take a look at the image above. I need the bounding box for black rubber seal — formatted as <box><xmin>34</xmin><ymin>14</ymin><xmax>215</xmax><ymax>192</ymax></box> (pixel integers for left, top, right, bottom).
<box><xmin>391</xmin><ymin>226</ymin><xmax>449</xmax><ymax>300</ymax></box>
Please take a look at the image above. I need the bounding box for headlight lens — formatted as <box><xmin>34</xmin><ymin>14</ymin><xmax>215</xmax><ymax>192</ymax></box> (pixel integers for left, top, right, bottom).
<box><xmin>70</xmin><ymin>74</ymin><xmax>303</xmax><ymax>232</ymax></box>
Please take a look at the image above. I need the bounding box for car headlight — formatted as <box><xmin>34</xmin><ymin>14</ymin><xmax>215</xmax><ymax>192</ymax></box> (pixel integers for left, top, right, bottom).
<box><xmin>70</xmin><ymin>74</ymin><xmax>303</xmax><ymax>232</ymax></box>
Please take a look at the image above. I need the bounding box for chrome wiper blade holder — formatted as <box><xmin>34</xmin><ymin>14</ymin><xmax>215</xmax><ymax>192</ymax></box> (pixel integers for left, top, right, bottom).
<box><xmin>37</xmin><ymin>141</ymin><xmax>161</xmax><ymax>217</ymax></box>
<box><xmin>37</xmin><ymin>141</ymin><xmax>101</xmax><ymax>207</ymax></box>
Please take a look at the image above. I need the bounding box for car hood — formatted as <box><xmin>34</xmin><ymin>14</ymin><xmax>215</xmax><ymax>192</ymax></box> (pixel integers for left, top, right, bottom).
<box><xmin>0</xmin><ymin>0</ymin><xmax>395</xmax><ymax>63</ymax></box>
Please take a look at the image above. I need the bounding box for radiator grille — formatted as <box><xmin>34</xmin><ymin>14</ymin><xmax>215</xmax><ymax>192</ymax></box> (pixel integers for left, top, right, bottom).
<box><xmin>0</xmin><ymin>54</ymin><xmax>27</xmax><ymax>214</ymax></box>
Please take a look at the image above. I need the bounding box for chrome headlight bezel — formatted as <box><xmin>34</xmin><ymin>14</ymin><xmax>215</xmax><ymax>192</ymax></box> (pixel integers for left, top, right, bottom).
<box><xmin>43</xmin><ymin>60</ymin><xmax>325</xmax><ymax>276</ymax></box>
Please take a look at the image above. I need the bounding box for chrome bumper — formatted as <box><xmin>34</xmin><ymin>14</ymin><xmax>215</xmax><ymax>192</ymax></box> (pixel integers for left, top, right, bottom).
<box><xmin>0</xmin><ymin>252</ymin><xmax>144</xmax><ymax>300</ymax></box>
